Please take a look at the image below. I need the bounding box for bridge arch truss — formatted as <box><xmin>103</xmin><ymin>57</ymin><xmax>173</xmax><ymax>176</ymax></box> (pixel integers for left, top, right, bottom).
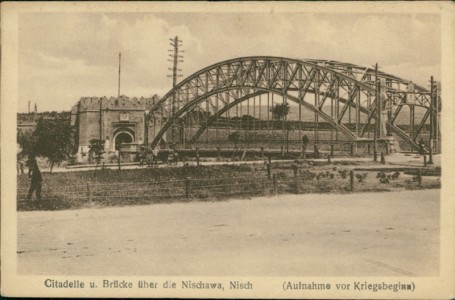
<box><xmin>148</xmin><ymin>56</ymin><xmax>440</xmax><ymax>152</ymax></box>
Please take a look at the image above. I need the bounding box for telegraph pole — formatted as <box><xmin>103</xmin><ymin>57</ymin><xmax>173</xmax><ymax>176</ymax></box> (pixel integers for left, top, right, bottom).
<box><xmin>373</xmin><ymin>63</ymin><xmax>378</xmax><ymax>161</ymax></box>
<box><xmin>168</xmin><ymin>36</ymin><xmax>184</xmax><ymax>146</ymax></box>
<box><xmin>429</xmin><ymin>76</ymin><xmax>434</xmax><ymax>164</ymax></box>
<box><xmin>435</xmin><ymin>81</ymin><xmax>439</xmax><ymax>153</ymax></box>
<box><xmin>118</xmin><ymin>52</ymin><xmax>121</xmax><ymax>98</ymax></box>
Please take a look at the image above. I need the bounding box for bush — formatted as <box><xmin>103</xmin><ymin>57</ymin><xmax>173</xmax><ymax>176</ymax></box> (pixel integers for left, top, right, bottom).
<box><xmin>338</xmin><ymin>169</ymin><xmax>348</xmax><ymax>179</ymax></box>
<box><xmin>356</xmin><ymin>173</ymin><xmax>368</xmax><ymax>183</ymax></box>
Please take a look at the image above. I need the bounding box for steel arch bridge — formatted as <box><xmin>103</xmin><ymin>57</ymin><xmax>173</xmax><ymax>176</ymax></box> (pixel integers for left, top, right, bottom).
<box><xmin>148</xmin><ymin>56</ymin><xmax>440</xmax><ymax>152</ymax></box>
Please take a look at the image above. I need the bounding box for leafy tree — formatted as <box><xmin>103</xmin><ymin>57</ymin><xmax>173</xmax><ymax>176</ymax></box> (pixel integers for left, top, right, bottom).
<box><xmin>241</xmin><ymin>115</ymin><xmax>255</xmax><ymax>121</ymax></box>
<box><xmin>270</xmin><ymin>103</ymin><xmax>290</xmax><ymax>120</ymax></box>
<box><xmin>17</xmin><ymin>130</ymin><xmax>36</xmax><ymax>160</ymax></box>
<box><xmin>228</xmin><ymin>131</ymin><xmax>241</xmax><ymax>149</ymax></box>
<box><xmin>88</xmin><ymin>139</ymin><xmax>105</xmax><ymax>171</ymax></box>
<box><xmin>19</xmin><ymin>112</ymin><xmax>73</xmax><ymax>172</ymax></box>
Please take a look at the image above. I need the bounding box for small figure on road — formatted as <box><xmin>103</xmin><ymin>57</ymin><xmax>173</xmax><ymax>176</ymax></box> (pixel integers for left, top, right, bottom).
<box><xmin>301</xmin><ymin>134</ymin><xmax>309</xmax><ymax>158</ymax></box>
<box><xmin>27</xmin><ymin>156</ymin><xmax>42</xmax><ymax>201</ymax></box>
<box><xmin>151</xmin><ymin>148</ymin><xmax>159</xmax><ymax>167</ymax></box>
<box><xmin>139</xmin><ymin>145</ymin><xmax>147</xmax><ymax>165</ymax></box>
<box><xmin>314</xmin><ymin>144</ymin><xmax>320</xmax><ymax>158</ymax></box>
<box><xmin>418</xmin><ymin>138</ymin><xmax>425</xmax><ymax>156</ymax></box>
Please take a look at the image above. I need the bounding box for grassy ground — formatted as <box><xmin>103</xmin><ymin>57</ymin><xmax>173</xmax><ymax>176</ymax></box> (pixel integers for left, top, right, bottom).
<box><xmin>17</xmin><ymin>162</ymin><xmax>440</xmax><ymax>211</ymax></box>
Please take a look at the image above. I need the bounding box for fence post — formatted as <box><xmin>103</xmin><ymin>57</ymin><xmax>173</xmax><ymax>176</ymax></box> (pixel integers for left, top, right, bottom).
<box><xmin>196</xmin><ymin>147</ymin><xmax>199</xmax><ymax>165</ymax></box>
<box><xmin>350</xmin><ymin>170</ymin><xmax>354</xmax><ymax>191</ymax></box>
<box><xmin>424</xmin><ymin>155</ymin><xmax>427</xmax><ymax>167</ymax></box>
<box><xmin>381</xmin><ymin>152</ymin><xmax>386</xmax><ymax>164</ymax></box>
<box><xmin>272</xmin><ymin>174</ymin><xmax>278</xmax><ymax>195</ymax></box>
<box><xmin>330</xmin><ymin>144</ymin><xmax>334</xmax><ymax>156</ymax></box>
<box><xmin>117</xmin><ymin>155</ymin><xmax>121</xmax><ymax>170</ymax></box>
<box><xmin>327</xmin><ymin>155</ymin><xmax>331</xmax><ymax>164</ymax></box>
<box><xmin>281</xmin><ymin>146</ymin><xmax>284</xmax><ymax>157</ymax></box>
<box><xmin>267</xmin><ymin>156</ymin><xmax>272</xmax><ymax>179</ymax></box>
<box><xmin>295</xmin><ymin>169</ymin><xmax>300</xmax><ymax>194</ymax></box>
<box><xmin>87</xmin><ymin>181</ymin><xmax>92</xmax><ymax>202</ymax></box>
<box><xmin>418</xmin><ymin>169</ymin><xmax>422</xmax><ymax>187</ymax></box>
<box><xmin>428</xmin><ymin>146</ymin><xmax>434</xmax><ymax>164</ymax></box>
<box><xmin>350</xmin><ymin>143</ymin><xmax>354</xmax><ymax>156</ymax></box>
<box><xmin>261</xmin><ymin>147</ymin><xmax>264</xmax><ymax>157</ymax></box>
<box><xmin>185</xmin><ymin>177</ymin><xmax>191</xmax><ymax>198</ymax></box>
<box><xmin>217</xmin><ymin>147</ymin><xmax>221</xmax><ymax>161</ymax></box>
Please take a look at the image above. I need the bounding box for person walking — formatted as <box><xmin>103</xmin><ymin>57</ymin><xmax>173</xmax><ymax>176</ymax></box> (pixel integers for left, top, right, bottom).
<box><xmin>301</xmin><ymin>134</ymin><xmax>309</xmax><ymax>158</ymax></box>
<box><xmin>27</xmin><ymin>157</ymin><xmax>42</xmax><ymax>201</ymax></box>
<box><xmin>418</xmin><ymin>138</ymin><xmax>425</xmax><ymax>157</ymax></box>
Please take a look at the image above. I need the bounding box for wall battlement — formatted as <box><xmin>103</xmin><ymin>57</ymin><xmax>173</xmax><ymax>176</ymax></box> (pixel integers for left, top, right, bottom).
<box><xmin>74</xmin><ymin>95</ymin><xmax>159</xmax><ymax>112</ymax></box>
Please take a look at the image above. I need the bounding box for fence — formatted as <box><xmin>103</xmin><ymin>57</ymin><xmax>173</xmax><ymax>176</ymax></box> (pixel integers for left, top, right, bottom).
<box><xmin>17</xmin><ymin>163</ymin><xmax>439</xmax><ymax>211</ymax></box>
<box><xmin>17</xmin><ymin>175</ymin><xmax>272</xmax><ymax>203</ymax></box>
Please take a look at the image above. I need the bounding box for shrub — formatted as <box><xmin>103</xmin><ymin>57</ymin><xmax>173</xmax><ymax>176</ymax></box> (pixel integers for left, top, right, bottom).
<box><xmin>391</xmin><ymin>171</ymin><xmax>400</xmax><ymax>180</ymax></box>
<box><xmin>376</xmin><ymin>171</ymin><xmax>386</xmax><ymax>179</ymax></box>
<box><xmin>356</xmin><ymin>173</ymin><xmax>368</xmax><ymax>183</ymax></box>
<box><xmin>338</xmin><ymin>169</ymin><xmax>348</xmax><ymax>179</ymax></box>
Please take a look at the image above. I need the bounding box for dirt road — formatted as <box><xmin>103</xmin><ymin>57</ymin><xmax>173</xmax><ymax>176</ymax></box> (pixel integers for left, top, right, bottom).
<box><xmin>18</xmin><ymin>189</ymin><xmax>439</xmax><ymax>276</ymax></box>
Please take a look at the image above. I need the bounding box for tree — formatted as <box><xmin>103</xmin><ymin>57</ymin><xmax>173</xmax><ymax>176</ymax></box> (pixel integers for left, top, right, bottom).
<box><xmin>228</xmin><ymin>131</ymin><xmax>241</xmax><ymax>149</ymax></box>
<box><xmin>88</xmin><ymin>139</ymin><xmax>105</xmax><ymax>172</ymax></box>
<box><xmin>270</xmin><ymin>103</ymin><xmax>290</xmax><ymax>120</ymax></box>
<box><xmin>270</xmin><ymin>103</ymin><xmax>291</xmax><ymax>150</ymax></box>
<box><xmin>17</xmin><ymin>130</ymin><xmax>36</xmax><ymax>160</ymax></box>
<box><xmin>19</xmin><ymin>112</ymin><xmax>73</xmax><ymax>172</ymax></box>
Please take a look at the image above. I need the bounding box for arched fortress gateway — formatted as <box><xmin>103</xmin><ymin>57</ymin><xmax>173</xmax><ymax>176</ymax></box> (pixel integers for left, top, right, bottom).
<box><xmin>71</xmin><ymin>95</ymin><xmax>167</xmax><ymax>161</ymax></box>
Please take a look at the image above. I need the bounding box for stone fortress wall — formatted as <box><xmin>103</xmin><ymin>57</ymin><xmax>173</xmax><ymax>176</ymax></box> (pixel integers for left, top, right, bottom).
<box><xmin>71</xmin><ymin>95</ymin><xmax>164</xmax><ymax>161</ymax></box>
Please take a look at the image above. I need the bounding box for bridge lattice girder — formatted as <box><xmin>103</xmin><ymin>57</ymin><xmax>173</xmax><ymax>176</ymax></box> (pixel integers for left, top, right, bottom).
<box><xmin>148</xmin><ymin>56</ymin><xmax>438</xmax><ymax>150</ymax></box>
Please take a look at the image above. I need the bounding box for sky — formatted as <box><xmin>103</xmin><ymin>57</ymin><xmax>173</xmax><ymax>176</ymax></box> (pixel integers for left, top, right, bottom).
<box><xmin>18</xmin><ymin>12</ymin><xmax>441</xmax><ymax>112</ymax></box>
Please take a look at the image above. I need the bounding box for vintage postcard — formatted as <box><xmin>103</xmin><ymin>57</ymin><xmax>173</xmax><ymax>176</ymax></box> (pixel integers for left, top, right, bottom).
<box><xmin>1</xmin><ymin>1</ymin><xmax>454</xmax><ymax>298</ymax></box>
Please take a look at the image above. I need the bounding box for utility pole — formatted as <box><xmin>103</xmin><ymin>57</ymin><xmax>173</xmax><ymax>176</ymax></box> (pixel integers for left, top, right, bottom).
<box><xmin>168</xmin><ymin>36</ymin><xmax>184</xmax><ymax>146</ymax></box>
<box><xmin>118</xmin><ymin>52</ymin><xmax>121</xmax><ymax>98</ymax></box>
<box><xmin>429</xmin><ymin>76</ymin><xmax>434</xmax><ymax>164</ymax></box>
<box><xmin>373</xmin><ymin>63</ymin><xmax>378</xmax><ymax>161</ymax></box>
<box><xmin>435</xmin><ymin>81</ymin><xmax>440</xmax><ymax>154</ymax></box>
<box><xmin>33</xmin><ymin>102</ymin><xmax>37</xmax><ymax>122</ymax></box>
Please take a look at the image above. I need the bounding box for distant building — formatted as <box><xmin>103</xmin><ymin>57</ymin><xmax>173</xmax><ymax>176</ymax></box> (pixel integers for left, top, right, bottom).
<box><xmin>70</xmin><ymin>95</ymin><xmax>166</xmax><ymax>158</ymax></box>
<box><xmin>17</xmin><ymin>113</ymin><xmax>38</xmax><ymax>137</ymax></box>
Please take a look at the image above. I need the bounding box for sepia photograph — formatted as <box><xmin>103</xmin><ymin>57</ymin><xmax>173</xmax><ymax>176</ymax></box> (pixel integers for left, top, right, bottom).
<box><xmin>2</xmin><ymin>1</ymin><xmax>454</xmax><ymax>298</ymax></box>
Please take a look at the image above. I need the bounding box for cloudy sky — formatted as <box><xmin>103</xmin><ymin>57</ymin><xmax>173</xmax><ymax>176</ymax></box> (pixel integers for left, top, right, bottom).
<box><xmin>18</xmin><ymin>11</ymin><xmax>440</xmax><ymax>112</ymax></box>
